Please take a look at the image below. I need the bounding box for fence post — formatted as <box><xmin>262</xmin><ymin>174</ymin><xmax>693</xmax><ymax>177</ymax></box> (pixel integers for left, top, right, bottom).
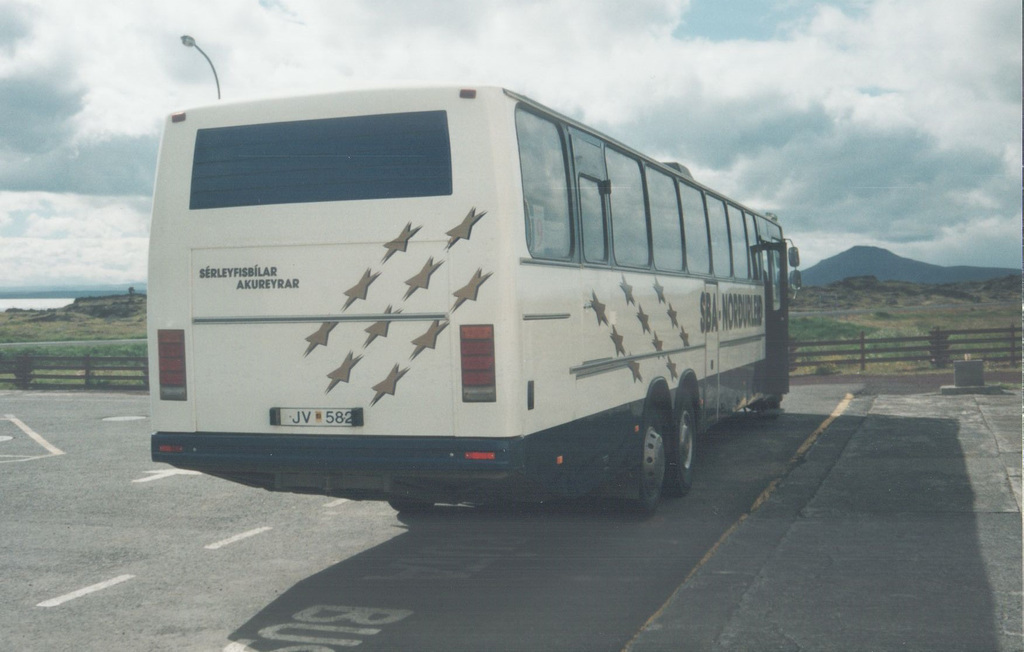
<box><xmin>14</xmin><ymin>354</ymin><xmax>32</xmax><ymax>389</ymax></box>
<box><xmin>929</xmin><ymin>327</ymin><xmax>950</xmax><ymax>367</ymax></box>
<box><xmin>84</xmin><ymin>354</ymin><xmax>92</xmax><ymax>388</ymax></box>
<box><xmin>1010</xmin><ymin>324</ymin><xmax>1019</xmax><ymax>366</ymax></box>
<box><xmin>859</xmin><ymin>331</ymin><xmax>866</xmax><ymax>371</ymax></box>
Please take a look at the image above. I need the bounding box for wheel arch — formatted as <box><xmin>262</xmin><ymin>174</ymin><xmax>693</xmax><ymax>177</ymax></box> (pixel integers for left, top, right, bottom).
<box><xmin>673</xmin><ymin>370</ymin><xmax>702</xmax><ymax>435</ymax></box>
<box><xmin>643</xmin><ymin>375</ymin><xmax>674</xmax><ymax>424</ymax></box>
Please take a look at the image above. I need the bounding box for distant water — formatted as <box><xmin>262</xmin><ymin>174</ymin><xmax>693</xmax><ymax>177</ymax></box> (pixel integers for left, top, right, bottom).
<box><xmin>0</xmin><ymin>298</ymin><xmax>75</xmax><ymax>312</ymax></box>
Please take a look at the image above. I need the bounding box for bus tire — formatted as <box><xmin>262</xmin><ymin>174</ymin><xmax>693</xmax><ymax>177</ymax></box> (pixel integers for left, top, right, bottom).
<box><xmin>664</xmin><ymin>396</ymin><xmax>696</xmax><ymax>497</ymax></box>
<box><xmin>634</xmin><ymin>406</ymin><xmax>667</xmax><ymax>514</ymax></box>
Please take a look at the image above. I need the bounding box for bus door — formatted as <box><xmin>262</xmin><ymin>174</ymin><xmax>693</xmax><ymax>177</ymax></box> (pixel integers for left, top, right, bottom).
<box><xmin>761</xmin><ymin>241</ymin><xmax>790</xmax><ymax>395</ymax></box>
<box><xmin>702</xmin><ymin>280</ymin><xmax>720</xmax><ymax>422</ymax></box>
<box><xmin>570</xmin><ymin>128</ymin><xmax>613</xmax><ymax>373</ymax></box>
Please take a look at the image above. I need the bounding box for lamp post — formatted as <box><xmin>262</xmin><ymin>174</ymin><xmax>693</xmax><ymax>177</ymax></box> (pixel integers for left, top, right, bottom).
<box><xmin>180</xmin><ymin>35</ymin><xmax>221</xmax><ymax>100</ymax></box>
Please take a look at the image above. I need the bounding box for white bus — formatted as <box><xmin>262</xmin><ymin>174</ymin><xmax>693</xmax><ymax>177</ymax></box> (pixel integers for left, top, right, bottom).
<box><xmin>149</xmin><ymin>86</ymin><xmax>798</xmax><ymax>513</ymax></box>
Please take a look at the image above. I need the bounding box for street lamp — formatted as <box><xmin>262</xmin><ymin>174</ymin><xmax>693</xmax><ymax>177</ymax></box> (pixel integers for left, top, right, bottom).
<box><xmin>180</xmin><ymin>35</ymin><xmax>221</xmax><ymax>100</ymax></box>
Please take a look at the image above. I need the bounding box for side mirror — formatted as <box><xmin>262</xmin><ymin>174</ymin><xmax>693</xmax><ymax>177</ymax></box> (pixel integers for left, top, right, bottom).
<box><xmin>789</xmin><ymin>269</ymin><xmax>802</xmax><ymax>291</ymax></box>
<box><xmin>788</xmin><ymin>246</ymin><xmax>800</xmax><ymax>268</ymax></box>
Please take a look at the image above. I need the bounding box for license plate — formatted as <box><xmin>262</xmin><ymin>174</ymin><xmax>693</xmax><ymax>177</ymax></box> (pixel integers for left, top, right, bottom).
<box><xmin>270</xmin><ymin>407</ymin><xmax>364</xmax><ymax>427</ymax></box>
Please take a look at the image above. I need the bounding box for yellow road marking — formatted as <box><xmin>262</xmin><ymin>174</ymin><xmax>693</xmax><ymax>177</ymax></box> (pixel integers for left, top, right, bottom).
<box><xmin>749</xmin><ymin>392</ymin><xmax>854</xmax><ymax>512</ymax></box>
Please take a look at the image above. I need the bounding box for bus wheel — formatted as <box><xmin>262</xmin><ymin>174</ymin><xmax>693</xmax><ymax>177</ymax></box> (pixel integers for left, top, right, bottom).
<box><xmin>664</xmin><ymin>398</ymin><xmax>695</xmax><ymax>497</ymax></box>
<box><xmin>635</xmin><ymin>413</ymin><xmax>666</xmax><ymax>514</ymax></box>
<box><xmin>388</xmin><ymin>499</ymin><xmax>433</xmax><ymax>513</ymax></box>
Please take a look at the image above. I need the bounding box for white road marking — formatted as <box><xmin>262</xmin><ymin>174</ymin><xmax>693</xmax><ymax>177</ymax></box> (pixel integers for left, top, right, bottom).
<box><xmin>258</xmin><ymin>623</ymin><xmax>378</xmax><ymax>646</ymax></box>
<box><xmin>2</xmin><ymin>414</ymin><xmax>64</xmax><ymax>457</ymax></box>
<box><xmin>132</xmin><ymin>469</ymin><xmax>202</xmax><ymax>483</ymax></box>
<box><xmin>223</xmin><ymin>641</ymin><xmax>256</xmax><ymax>652</ymax></box>
<box><xmin>36</xmin><ymin>574</ymin><xmax>135</xmax><ymax>608</ymax></box>
<box><xmin>205</xmin><ymin>527</ymin><xmax>273</xmax><ymax>550</ymax></box>
<box><xmin>323</xmin><ymin>498</ymin><xmax>350</xmax><ymax>508</ymax></box>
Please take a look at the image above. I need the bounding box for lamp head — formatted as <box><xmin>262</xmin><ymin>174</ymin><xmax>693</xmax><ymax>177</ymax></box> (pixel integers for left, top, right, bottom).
<box><xmin>180</xmin><ymin>35</ymin><xmax>196</xmax><ymax>47</ymax></box>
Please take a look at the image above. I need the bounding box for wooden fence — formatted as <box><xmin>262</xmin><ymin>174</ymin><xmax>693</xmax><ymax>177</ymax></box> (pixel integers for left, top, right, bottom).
<box><xmin>0</xmin><ymin>354</ymin><xmax>149</xmax><ymax>390</ymax></box>
<box><xmin>1</xmin><ymin>325</ymin><xmax>1019</xmax><ymax>389</ymax></box>
<box><xmin>790</xmin><ymin>325</ymin><xmax>1021</xmax><ymax>372</ymax></box>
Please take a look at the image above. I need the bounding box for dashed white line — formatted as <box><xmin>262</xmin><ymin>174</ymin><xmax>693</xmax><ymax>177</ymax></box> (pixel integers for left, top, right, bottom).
<box><xmin>205</xmin><ymin>527</ymin><xmax>273</xmax><ymax>550</ymax></box>
<box><xmin>36</xmin><ymin>574</ymin><xmax>135</xmax><ymax>608</ymax></box>
<box><xmin>323</xmin><ymin>498</ymin><xmax>350</xmax><ymax>508</ymax></box>
<box><xmin>132</xmin><ymin>469</ymin><xmax>202</xmax><ymax>483</ymax></box>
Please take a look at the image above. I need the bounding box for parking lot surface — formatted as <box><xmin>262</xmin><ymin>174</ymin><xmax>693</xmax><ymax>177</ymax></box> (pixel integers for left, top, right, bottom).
<box><xmin>1</xmin><ymin>383</ymin><xmax>1020</xmax><ymax>651</ymax></box>
<box><xmin>629</xmin><ymin>384</ymin><xmax>1022</xmax><ymax>651</ymax></box>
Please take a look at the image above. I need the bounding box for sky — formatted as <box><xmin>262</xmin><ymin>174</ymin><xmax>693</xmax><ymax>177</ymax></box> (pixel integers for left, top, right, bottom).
<box><xmin>0</xmin><ymin>0</ymin><xmax>1020</xmax><ymax>288</ymax></box>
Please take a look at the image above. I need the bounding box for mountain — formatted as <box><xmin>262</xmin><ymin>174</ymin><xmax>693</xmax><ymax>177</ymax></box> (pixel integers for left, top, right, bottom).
<box><xmin>799</xmin><ymin>246</ymin><xmax>1019</xmax><ymax>286</ymax></box>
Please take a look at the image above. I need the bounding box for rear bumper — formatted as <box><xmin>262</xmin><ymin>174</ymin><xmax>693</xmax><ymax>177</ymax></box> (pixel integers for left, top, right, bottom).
<box><xmin>151</xmin><ymin>432</ymin><xmax>527</xmax><ymax>502</ymax></box>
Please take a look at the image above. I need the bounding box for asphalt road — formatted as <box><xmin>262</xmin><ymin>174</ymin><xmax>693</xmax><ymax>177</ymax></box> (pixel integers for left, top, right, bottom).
<box><xmin>1</xmin><ymin>384</ymin><xmax>1019</xmax><ymax>651</ymax></box>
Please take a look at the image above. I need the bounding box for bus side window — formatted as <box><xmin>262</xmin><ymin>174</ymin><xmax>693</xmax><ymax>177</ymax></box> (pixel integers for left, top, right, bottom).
<box><xmin>647</xmin><ymin>166</ymin><xmax>683</xmax><ymax>271</ymax></box>
<box><xmin>580</xmin><ymin>176</ymin><xmax>608</xmax><ymax>263</ymax></box>
<box><xmin>727</xmin><ymin>204</ymin><xmax>750</xmax><ymax>279</ymax></box>
<box><xmin>605</xmin><ymin>149</ymin><xmax>650</xmax><ymax>268</ymax></box>
<box><xmin>679</xmin><ymin>182</ymin><xmax>709</xmax><ymax>274</ymax></box>
<box><xmin>744</xmin><ymin>211</ymin><xmax>762</xmax><ymax>280</ymax></box>
<box><xmin>761</xmin><ymin>219</ymin><xmax>784</xmax><ymax>310</ymax></box>
<box><xmin>515</xmin><ymin>109</ymin><xmax>573</xmax><ymax>260</ymax></box>
<box><xmin>705</xmin><ymin>196</ymin><xmax>731</xmax><ymax>278</ymax></box>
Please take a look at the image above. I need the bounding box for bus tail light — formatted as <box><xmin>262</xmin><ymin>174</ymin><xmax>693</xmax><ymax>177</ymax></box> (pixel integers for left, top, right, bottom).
<box><xmin>460</xmin><ymin>324</ymin><xmax>496</xmax><ymax>402</ymax></box>
<box><xmin>158</xmin><ymin>329</ymin><xmax>187</xmax><ymax>401</ymax></box>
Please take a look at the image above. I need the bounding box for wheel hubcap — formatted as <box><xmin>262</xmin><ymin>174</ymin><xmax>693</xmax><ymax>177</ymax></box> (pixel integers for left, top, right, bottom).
<box><xmin>679</xmin><ymin>413</ymin><xmax>693</xmax><ymax>472</ymax></box>
<box><xmin>642</xmin><ymin>426</ymin><xmax>665</xmax><ymax>494</ymax></box>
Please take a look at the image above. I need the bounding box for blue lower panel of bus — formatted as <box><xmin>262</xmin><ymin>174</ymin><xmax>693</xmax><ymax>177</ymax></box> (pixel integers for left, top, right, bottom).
<box><xmin>151</xmin><ymin>403</ymin><xmax>638</xmax><ymax>504</ymax></box>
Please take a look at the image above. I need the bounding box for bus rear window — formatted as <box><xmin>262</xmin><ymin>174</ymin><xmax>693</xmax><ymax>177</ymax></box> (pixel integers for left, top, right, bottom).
<box><xmin>189</xmin><ymin>110</ymin><xmax>452</xmax><ymax>210</ymax></box>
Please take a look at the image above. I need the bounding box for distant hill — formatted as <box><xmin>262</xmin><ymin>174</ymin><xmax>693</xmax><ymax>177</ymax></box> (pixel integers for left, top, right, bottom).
<box><xmin>800</xmin><ymin>246</ymin><xmax>1019</xmax><ymax>286</ymax></box>
<box><xmin>0</xmin><ymin>284</ymin><xmax>146</xmax><ymax>300</ymax></box>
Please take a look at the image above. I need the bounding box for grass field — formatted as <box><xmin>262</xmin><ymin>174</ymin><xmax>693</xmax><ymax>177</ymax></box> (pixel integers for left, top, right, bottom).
<box><xmin>791</xmin><ymin>303</ymin><xmax>1020</xmax><ymax>341</ymax></box>
<box><xmin>0</xmin><ymin>294</ymin><xmax>147</xmax><ymax>360</ymax></box>
<box><xmin>791</xmin><ymin>303</ymin><xmax>1020</xmax><ymax>375</ymax></box>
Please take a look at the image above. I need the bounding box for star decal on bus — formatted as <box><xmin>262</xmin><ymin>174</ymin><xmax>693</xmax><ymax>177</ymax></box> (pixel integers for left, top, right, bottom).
<box><xmin>679</xmin><ymin>327</ymin><xmax>690</xmax><ymax>347</ymax></box>
<box><xmin>411</xmin><ymin>320</ymin><xmax>449</xmax><ymax>360</ymax></box>
<box><xmin>382</xmin><ymin>222</ymin><xmax>422</xmax><ymax>263</ymax></box>
<box><xmin>326</xmin><ymin>351</ymin><xmax>363</xmax><ymax>393</ymax></box>
<box><xmin>667</xmin><ymin>303</ymin><xmax>679</xmax><ymax>329</ymax></box>
<box><xmin>452</xmin><ymin>269</ymin><xmax>493</xmax><ymax>312</ymax></box>
<box><xmin>589</xmin><ymin>291</ymin><xmax>609</xmax><ymax>326</ymax></box>
<box><xmin>619</xmin><ymin>275</ymin><xmax>635</xmax><ymax>306</ymax></box>
<box><xmin>610</xmin><ymin>326</ymin><xmax>626</xmax><ymax>357</ymax></box>
<box><xmin>404</xmin><ymin>257</ymin><xmax>443</xmax><ymax>300</ymax></box>
<box><xmin>304</xmin><ymin>322</ymin><xmax>337</xmax><ymax>356</ymax></box>
<box><xmin>370</xmin><ymin>364</ymin><xmax>409</xmax><ymax>406</ymax></box>
<box><xmin>344</xmin><ymin>268</ymin><xmax>381</xmax><ymax>310</ymax></box>
<box><xmin>636</xmin><ymin>305</ymin><xmax>651</xmax><ymax>334</ymax></box>
<box><xmin>665</xmin><ymin>357</ymin><xmax>679</xmax><ymax>381</ymax></box>
<box><xmin>446</xmin><ymin>207</ymin><xmax>487</xmax><ymax>249</ymax></box>
<box><xmin>652</xmin><ymin>332</ymin><xmax>663</xmax><ymax>352</ymax></box>
<box><xmin>628</xmin><ymin>360</ymin><xmax>643</xmax><ymax>383</ymax></box>
<box><xmin>653</xmin><ymin>279</ymin><xmax>666</xmax><ymax>304</ymax></box>
<box><xmin>364</xmin><ymin>305</ymin><xmax>401</xmax><ymax>348</ymax></box>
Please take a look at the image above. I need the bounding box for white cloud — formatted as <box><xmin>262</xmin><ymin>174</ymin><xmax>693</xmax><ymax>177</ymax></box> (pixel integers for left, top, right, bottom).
<box><xmin>0</xmin><ymin>192</ymin><xmax>149</xmax><ymax>286</ymax></box>
<box><xmin>0</xmin><ymin>0</ymin><xmax>1019</xmax><ymax>285</ymax></box>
